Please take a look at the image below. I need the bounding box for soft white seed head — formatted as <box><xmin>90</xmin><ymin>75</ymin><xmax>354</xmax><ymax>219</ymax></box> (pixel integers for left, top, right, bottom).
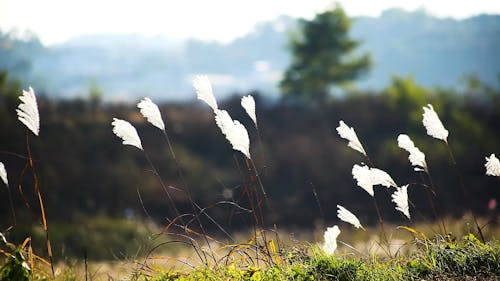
<box><xmin>392</xmin><ymin>185</ymin><xmax>410</xmax><ymax>219</ymax></box>
<box><xmin>370</xmin><ymin>167</ymin><xmax>398</xmax><ymax>188</ymax></box>
<box><xmin>397</xmin><ymin>134</ymin><xmax>427</xmax><ymax>172</ymax></box>
<box><xmin>214</xmin><ymin>109</ymin><xmax>251</xmax><ymax>159</ymax></box>
<box><xmin>485</xmin><ymin>154</ymin><xmax>500</xmax><ymax>177</ymax></box>
<box><xmin>336</xmin><ymin>120</ymin><xmax>366</xmax><ymax>156</ymax></box>
<box><xmin>352</xmin><ymin>164</ymin><xmax>397</xmax><ymax>197</ymax></box>
<box><xmin>337</xmin><ymin>205</ymin><xmax>363</xmax><ymax>229</ymax></box>
<box><xmin>137</xmin><ymin>97</ymin><xmax>165</xmax><ymax>131</ymax></box>
<box><xmin>16</xmin><ymin>86</ymin><xmax>40</xmax><ymax>136</ymax></box>
<box><xmin>193</xmin><ymin>75</ymin><xmax>218</xmax><ymax>111</ymax></box>
<box><xmin>0</xmin><ymin>162</ymin><xmax>8</xmax><ymax>186</ymax></box>
<box><xmin>422</xmin><ymin>104</ymin><xmax>448</xmax><ymax>142</ymax></box>
<box><xmin>111</xmin><ymin>118</ymin><xmax>143</xmax><ymax>150</ymax></box>
<box><xmin>352</xmin><ymin>164</ymin><xmax>374</xmax><ymax>196</ymax></box>
<box><xmin>322</xmin><ymin>225</ymin><xmax>340</xmax><ymax>255</ymax></box>
<box><xmin>241</xmin><ymin>95</ymin><xmax>257</xmax><ymax>127</ymax></box>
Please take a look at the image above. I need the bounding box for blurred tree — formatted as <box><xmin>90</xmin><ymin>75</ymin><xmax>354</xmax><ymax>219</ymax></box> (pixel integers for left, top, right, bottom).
<box><xmin>280</xmin><ymin>5</ymin><xmax>371</xmax><ymax>103</ymax></box>
<box><xmin>88</xmin><ymin>79</ymin><xmax>103</xmax><ymax>104</ymax></box>
<box><xmin>0</xmin><ymin>70</ymin><xmax>21</xmax><ymax>115</ymax></box>
<box><xmin>384</xmin><ymin>76</ymin><xmax>429</xmax><ymax>124</ymax></box>
<box><xmin>88</xmin><ymin>79</ymin><xmax>103</xmax><ymax>116</ymax></box>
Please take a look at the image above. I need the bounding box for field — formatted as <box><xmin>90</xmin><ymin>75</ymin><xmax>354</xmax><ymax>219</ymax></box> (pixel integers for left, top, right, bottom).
<box><xmin>1</xmin><ymin>77</ymin><xmax>500</xmax><ymax>280</ymax></box>
<box><xmin>2</xmin><ymin>217</ymin><xmax>500</xmax><ymax>280</ymax></box>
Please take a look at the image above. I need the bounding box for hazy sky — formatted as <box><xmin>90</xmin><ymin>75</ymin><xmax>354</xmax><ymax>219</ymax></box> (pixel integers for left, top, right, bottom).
<box><xmin>1</xmin><ymin>0</ymin><xmax>499</xmax><ymax>45</ymax></box>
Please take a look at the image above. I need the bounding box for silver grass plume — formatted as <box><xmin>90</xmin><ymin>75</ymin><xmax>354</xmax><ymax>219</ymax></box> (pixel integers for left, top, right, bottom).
<box><xmin>336</xmin><ymin>120</ymin><xmax>366</xmax><ymax>156</ymax></box>
<box><xmin>137</xmin><ymin>97</ymin><xmax>165</xmax><ymax>130</ymax></box>
<box><xmin>0</xmin><ymin>162</ymin><xmax>8</xmax><ymax>186</ymax></box>
<box><xmin>322</xmin><ymin>225</ymin><xmax>340</xmax><ymax>255</ymax></box>
<box><xmin>485</xmin><ymin>154</ymin><xmax>500</xmax><ymax>177</ymax></box>
<box><xmin>16</xmin><ymin>86</ymin><xmax>40</xmax><ymax>136</ymax></box>
<box><xmin>111</xmin><ymin>118</ymin><xmax>143</xmax><ymax>150</ymax></box>
<box><xmin>241</xmin><ymin>95</ymin><xmax>257</xmax><ymax>127</ymax></box>
<box><xmin>392</xmin><ymin>185</ymin><xmax>410</xmax><ymax>219</ymax></box>
<box><xmin>352</xmin><ymin>164</ymin><xmax>397</xmax><ymax>196</ymax></box>
<box><xmin>422</xmin><ymin>104</ymin><xmax>448</xmax><ymax>142</ymax></box>
<box><xmin>337</xmin><ymin>205</ymin><xmax>364</xmax><ymax>229</ymax></box>
<box><xmin>193</xmin><ymin>75</ymin><xmax>218</xmax><ymax>111</ymax></box>
<box><xmin>397</xmin><ymin>134</ymin><xmax>427</xmax><ymax>172</ymax></box>
<box><xmin>214</xmin><ymin>109</ymin><xmax>251</xmax><ymax>159</ymax></box>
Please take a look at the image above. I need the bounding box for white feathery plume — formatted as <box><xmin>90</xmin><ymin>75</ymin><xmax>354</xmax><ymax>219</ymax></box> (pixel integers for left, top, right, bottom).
<box><xmin>422</xmin><ymin>104</ymin><xmax>448</xmax><ymax>142</ymax></box>
<box><xmin>337</xmin><ymin>205</ymin><xmax>364</xmax><ymax>230</ymax></box>
<box><xmin>241</xmin><ymin>95</ymin><xmax>257</xmax><ymax>127</ymax></box>
<box><xmin>111</xmin><ymin>118</ymin><xmax>143</xmax><ymax>150</ymax></box>
<box><xmin>336</xmin><ymin>120</ymin><xmax>366</xmax><ymax>156</ymax></box>
<box><xmin>214</xmin><ymin>109</ymin><xmax>251</xmax><ymax>159</ymax></box>
<box><xmin>352</xmin><ymin>164</ymin><xmax>375</xmax><ymax>196</ymax></box>
<box><xmin>397</xmin><ymin>134</ymin><xmax>427</xmax><ymax>172</ymax></box>
<box><xmin>0</xmin><ymin>162</ymin><xmax>8</xmax><ymax>186</ymax></box>
<box><xmin>370</xmin><ymin>167</ymin><xmax>398</xmax><ymax>188</ymax></box>
<box><xmin>322</xmin><ymin>225</ymin><xmax>340</xmax><ymax>255</ymax></box>
<box><xmin>0</xmin><ymin>232</ymin><xmax>6</xmax><ymax>244</ymax></box>
<box><xmin>16</xmin><ymin>86</ymin><xmax>40</xmax><ymax>136</ymax></box>
<box><xmin>352</xmin><ymin>164</ymin><xmax>397</xmax><ymax>197</ymax></box>
<box><xmin>485</xmin><ymin>154</ymin><xmax>500</xmax><ymax>177</ymax></box>
<box><xmin>392</xmin><ymin>185</ymin><xmax>410</xmax><ymax>219</ymax></box>
<box><xmin>193</xmin><ymin>75</ymin><xmax>218</xmax><ymax>111</ymax></box>
<box><xmin>137</xmin><ymin>97</ymin><xmax>165</xmax><ymax>130</ymax></box>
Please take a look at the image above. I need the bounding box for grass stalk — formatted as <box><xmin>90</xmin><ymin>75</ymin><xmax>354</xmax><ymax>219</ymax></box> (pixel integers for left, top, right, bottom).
<box><xmin>363</xmin><ymin>154</ymin><xmax>392</xmax><ymax>256</ymax></box>
<box><xmin>25</xmin><ymin>134</ymin><xmax>55</xmax><ymax>278</ymax></box>
<box><xmin>4</xmin><ymin>182</ymin><xmax>16</xmax><ymax>229</ymax></box>
<box><xmin>422</xmin><ymin>169</ymin><xmax>448</xmax><ymax>235</ymax></box>
<box><xmin>445</xmin><ymin>142</ymin><xmax>485</xmax><ymax>242</ymax></box>
<box><xmin>161</xmin><ymin>129</ymin><xmax>233</xmax><ymax>264</ymax></box>
<box><xmin>310</xmin><ymin>182</ymin><xmax>325</xmax><ymax>219</ymax></box>
<box><xmin>372</xmin><ymin>196</ymin><xmax>391</xmax><ymax>256</ymax></box>
<box><xmin>161</xmin><ymin>129</ymin><xmax>232</xmax><ymax>240</ymax></box>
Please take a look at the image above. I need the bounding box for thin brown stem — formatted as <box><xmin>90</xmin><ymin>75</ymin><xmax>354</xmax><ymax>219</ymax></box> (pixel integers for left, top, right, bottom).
<box><xmin>160</xmin><ymin>129</ymin><xmax>230</xmax><ymax>264</ymax></box>
<box><xmin>143</xmin><ymin>152</ymin><xmax>210</xmax><ymax>265</ymax></box>
<box><xmin>423</xmin><ymin>169</ymin><xmax>448</xmax><ymax>235</ymax></box>
<box><xmin>445</xmin><ymin>142</ymin><xmax>485</xmax><ymax>242</ymax></box>
<box><xmin>249</xmin><ymin>158</ymin><xmax>267</xmax><ymax>199</ymax></box>
<box><xmin>362</xmin><ymin>151</ymin><xmax>392</xmax><ymax>255</ymax></box>
<box><xmin>310</xmin><ymin>182</ymin><xmax>325</xmax><ymax>219</ymax></box>
<box><xmin>4</xmin><ymin>183</ymin><xmax>16</xmax><ymax>228</ymax></box>
<box><xmin>25</xmin><ymin>134</ymin><xmax>54</xmax><ymax>278</ymax></box>
<box><xmin>372</xmin><ymin>196</ymin><xmax>391</xmax><ymax>256</ymax></box>
<box><xmin>246</xmin><ymin>158</ymin><xmax>274</xmax><ymax>266</ymax></box>
<box><xmin>143</xmin><ymin>153</ymin><xmax>182</xmax><ymax>223</ymax></box>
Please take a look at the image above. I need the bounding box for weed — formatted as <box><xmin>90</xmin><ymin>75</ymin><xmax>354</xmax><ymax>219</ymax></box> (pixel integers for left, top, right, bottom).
<box><xmin>1</xmin><ymin>79</ymin><xmax>499</xmax><ymax>280</ymax></box>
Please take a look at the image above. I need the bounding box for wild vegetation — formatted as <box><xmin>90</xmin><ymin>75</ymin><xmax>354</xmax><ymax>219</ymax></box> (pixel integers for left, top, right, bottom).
<box><xmin>1</xmin><ymin>72</ymin><xmax>498</xmax><ymax>231</ymax></box>
<box><xmin>1</xmin><ymin>4</ymin><xmax>500</xmax><ymax>279</ymax></box>
<box><xmin>0</xmin><ymin>70</ymin><xmax>499</xmax><ymax>280</ymax></box>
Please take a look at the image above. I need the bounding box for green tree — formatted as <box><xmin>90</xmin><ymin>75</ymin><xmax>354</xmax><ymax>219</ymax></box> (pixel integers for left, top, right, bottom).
<box><xmin>384</xmin><ymin>76</ymin><xmax>429</xmax><ymax>123</ymax></box>
<box><xmin>280</xmin><ymin>5</ymin><xmax>371</xmax><ymax>103</ymax></box>
<box><xmin>0</xmin><ymin>70</ymin><xmax>22</xmax><ymax>114</ymax></box>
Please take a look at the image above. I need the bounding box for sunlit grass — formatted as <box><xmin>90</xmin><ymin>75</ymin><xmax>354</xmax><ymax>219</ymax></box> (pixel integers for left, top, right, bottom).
<box><xmin>2</xmin><ymin>216</ymin><xmax>500</xmax><ymax>280</ymax></box>
<box><xmin>1</xmin><ymin>80</ymin><xmax>499</xmax><ymax>280</ymax></box>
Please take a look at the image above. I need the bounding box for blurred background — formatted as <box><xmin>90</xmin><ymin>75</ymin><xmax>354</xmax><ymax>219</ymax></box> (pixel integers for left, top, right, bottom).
<box><xmin>0</xmin><ymin>0</ymin><xmax>499</xmax><ymax>260</ymax></box>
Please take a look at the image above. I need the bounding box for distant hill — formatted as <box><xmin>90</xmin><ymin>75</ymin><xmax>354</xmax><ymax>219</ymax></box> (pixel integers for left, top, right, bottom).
<box><xmin>1</xmin><ymin>9</ymin><xmax>499</xmax><ymax>101</ymax></box>
<box><xmin>353</xmin><ymin>9</ymin><xmax>500</xmax><ymax>90</ymax></box>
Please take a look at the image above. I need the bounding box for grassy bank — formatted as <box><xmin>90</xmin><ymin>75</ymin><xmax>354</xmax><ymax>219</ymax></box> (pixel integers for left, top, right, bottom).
<box><xmin>149</xmin><ymin>234</ymin><xmax>500</xmax><ymax>281</ymax></box>
<box><xmin>2</xmin><ymin>230</ymin><xmax>500</xmax><ymax>280</ymax></box>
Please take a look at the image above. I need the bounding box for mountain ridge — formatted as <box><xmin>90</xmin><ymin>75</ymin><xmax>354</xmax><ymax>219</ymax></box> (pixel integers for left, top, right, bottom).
<box><xmin>1</xmin><ymin>9</ymin><xmax>499</xmax><ymax>101</ymax></box>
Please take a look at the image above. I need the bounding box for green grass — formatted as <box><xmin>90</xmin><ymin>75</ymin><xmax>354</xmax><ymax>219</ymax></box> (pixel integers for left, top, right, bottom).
<box><xmin>133</xmin><ymin>233</ymin><xmax>499</xmax><ymax>281</ymax></box>
<box><xmin>128</xmin><ymin>232</ymin><xmax>499</xmax><ymax>281</ymax></box>
<box><xmin>3</xmin><ymin>219</ymin><xmax>500</xmax><ymax>280</ymax></box>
